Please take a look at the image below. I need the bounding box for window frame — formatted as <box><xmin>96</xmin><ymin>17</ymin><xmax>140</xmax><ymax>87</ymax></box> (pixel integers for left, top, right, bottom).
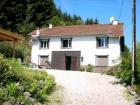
<box><xmin>61</xmin><ymin>38</ymin><xmax>72</xmax><ymax>49</ymax></box>
<box><xmin>96</xmin><ymin>37</ymin><xmax>109</xmax><ymax>48</ymax></box>
<box><xmin>39</xmin><ymin>39</ymin><xmax>50</xmax><ymax>49</ymax></box>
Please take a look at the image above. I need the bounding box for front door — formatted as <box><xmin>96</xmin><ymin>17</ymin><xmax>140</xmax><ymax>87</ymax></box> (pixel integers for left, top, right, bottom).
<box><xmin>71</xmin><ymin>56</ymin><xmax>78</xmax><ymax>70</ymax></box>
<box><xmin>66</xmin><ymin>56</ymin><xmax>71</xmax><ymax>70</ymax></box>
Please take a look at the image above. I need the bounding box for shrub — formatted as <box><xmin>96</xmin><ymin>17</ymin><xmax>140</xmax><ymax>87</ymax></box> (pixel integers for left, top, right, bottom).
<box><xmin>85</xmin><ymin>64</ymin><xmax>94</xmax><ymax>72</ymax></box>
<box><xmin>0</xmin><ymin>54</ymin><xmax>56</xmax><ymax>104</ymax></box>
<box><xmin>6</xmin><ymin>83</ymin><xmax>19</xmax><ymax>97</ymax></box>
<box><xmin>134</xmin><ymin>85</ymin><xmax>140</xmax><ymax>95</ymax></box>
<box><xmin>0</xmin><ymin>42</ymin><xmax>31</xmax><ymax>65</ymax></box>
<box><xmin>107</xmin><ymin>43</ymin><xmax>140</xmax><ymax>97</ymax></box>
<box><xmin>107</xmin><ymin>46</ymin><xmax>132</xmax><ymax>85</ymax></box>
<box><xmin>107</xmin><ymin>65</ymin><xmax>120</xmax><ymax>76</ymax></box>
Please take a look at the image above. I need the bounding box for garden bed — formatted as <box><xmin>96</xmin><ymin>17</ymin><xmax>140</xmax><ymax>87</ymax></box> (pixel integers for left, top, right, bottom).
<box><xmin>0</xmin><ymin>54</ymin><xmax>56</xmax><ymax>105</ymax></box>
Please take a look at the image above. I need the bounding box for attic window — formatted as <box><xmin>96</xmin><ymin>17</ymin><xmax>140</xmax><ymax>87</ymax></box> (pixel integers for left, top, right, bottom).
<box><xmin>40</xmin><ymin>39</ymin><xmax>50</xmax><ymax>49</ymax></box>
<box><xmin>61</xmin><ymin>38</ymin><xmax>72</xmax><ymax>48</ymax></box>
<box><xmin>96</xmin><ymin>37</ymin><xmax>108</xmax><ymax>48</ymax></box>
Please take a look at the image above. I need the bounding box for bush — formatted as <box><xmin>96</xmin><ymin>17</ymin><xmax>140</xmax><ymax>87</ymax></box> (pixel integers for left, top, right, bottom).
<box><xmin>107</xmin><ymin>46</ymin><xmax>132</xmax><ymax>85</ymax></box>
<box><xmin>107</xmin><ymin>65</ymin><xmax>120</xmax><ymax>76</ymax></box>
<box><xmin>0</xmin><ymin>42</ymin><xmax>31</xmax><ymax>65</ymax></box>
<box><xmin>85</xmin><ymin>64</ymin><xmax>94</xmax><ymax>72</ymax></box>
<box><xmin>106</xmin><ymin>43</ymin><xmax>140</xmax><ymax>97</ymax></box>
<box><xmin>134</xmin><ymin>85</ymin><xmax>140</xmax><ymax>95</ymax></box>
<box><xmin>0</xmin><ymin>54</ymin><xmax>56</xmax><ymax>104</ymax></box>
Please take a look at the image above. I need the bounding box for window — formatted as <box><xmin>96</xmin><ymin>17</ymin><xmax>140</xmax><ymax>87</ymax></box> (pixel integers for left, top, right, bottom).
<box><xmin>61</xmin><ymin>38</ymin><xmax>72</xmax><ymax>48</ymax></box>
<box><xmin>96</xmin><ymin>37</ymin><xmax>108</xmax><ymax>48</ymax></box>
<box><xmin>81</xmin><ymin>57</ymin><xmax>84</xmax><ymax>62</ymax></box>
<box><xmin>96</xmin><ymin>56</ymin><xmax>108</xmax><ymax>66</ymax></box>
<box><xmin>40</xmin><ymin>39</ymin><xmax>49</xmax><ymax>49</ymax></box>
<box><xmin>39</xmin><ymin>56</ymin><xmax>50</xmax><ymax>68</ymax></box>
<box><xmin>39</xmin><ymin>56</ymin><xmax>49</xmax><ymax>65</ymax></box>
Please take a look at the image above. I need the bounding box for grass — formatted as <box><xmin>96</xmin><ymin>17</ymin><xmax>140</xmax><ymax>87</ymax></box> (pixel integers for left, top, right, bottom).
<box><xmin>123</xmin><ymin>90</ymin><xmax>134</xmax><ymax>101</ymax></box>
<box><xmin>47</xmin><ymin>85</ymin><xmax>63</xmax><ymax>105</ymax></box>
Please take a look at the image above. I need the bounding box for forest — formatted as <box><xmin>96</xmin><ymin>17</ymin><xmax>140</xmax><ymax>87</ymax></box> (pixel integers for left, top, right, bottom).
<box><xmin>0</xmin><ymin>0</ymin><xmax>98</xmax><ymax>35</ymax></box>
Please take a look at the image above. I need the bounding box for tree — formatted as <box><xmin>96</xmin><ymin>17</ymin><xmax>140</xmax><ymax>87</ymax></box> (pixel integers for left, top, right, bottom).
<box><xmin>0</xmin><ymin>0</ymin><xmax>27</xmax><ymax>31</ymax></box>
<box><xmin>26</xmin><ymin>0</ymin><xmax>57</xmax><ymax>27</ymax></box>
<box><xmin>48</xmin><ymin>16</ymin><xmax>65</xmax><ymax>26</ymax></box>
<box><xmin>0</xmin><ymin>42</ymin><xmax>30</xmax><ymax>62</ymax></box>
<box><xmin>56</xmin><ymin>7</ymin><xmax>63</xmax><ymax>19</ymax></box>
<box><xmin>0</xmin><ymin>0</ymin><xmax>57</xmax><ymax>33</ymax></box>
<box><xmin>85</xmin><ymin>18</ymin><xmax>94</xmax><ymax>25</ymax></box>
<box><xmin>94</xmin><ymin>18</ymin><xmax>99</xmax><ymax>24</ymax></box>
<box><xmin>75</xmin><ymin>20</ymin><xmax>84</xmax><ymax>25</ymax></box>
<box><xmin>136</xmin><ymin>42</ymin><xmax>140</xmax><ymax>84</ymax></box>
<box><xmin>0</xmin><ymin>0</ymin><xmax>99</xmax><ymax>35</ymax></box>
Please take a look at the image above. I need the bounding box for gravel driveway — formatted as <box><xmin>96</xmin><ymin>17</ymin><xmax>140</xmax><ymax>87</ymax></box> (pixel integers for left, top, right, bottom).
<box><xmin>47</xmin><ymin>69</ymin><xmax>133</xmax><ymax>105</ymax></box>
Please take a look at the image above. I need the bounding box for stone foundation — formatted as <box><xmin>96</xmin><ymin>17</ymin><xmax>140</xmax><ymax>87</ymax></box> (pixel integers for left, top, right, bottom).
<box><xmin>94</xmin><ymin>66</ymin><xmax>111</xmax><ymax>73</ymax></box>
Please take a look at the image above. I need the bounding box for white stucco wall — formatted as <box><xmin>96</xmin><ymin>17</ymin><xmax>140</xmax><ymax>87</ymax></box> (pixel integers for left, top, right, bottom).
<box><xmin>31</xmin><ymin>35</ymin><xmax>121</xmax><ymax>67</ymax></box>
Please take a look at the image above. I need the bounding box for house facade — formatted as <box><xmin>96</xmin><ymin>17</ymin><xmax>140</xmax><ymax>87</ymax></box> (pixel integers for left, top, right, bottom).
<box><xmin>30</xmin><ymin>23</ymin><xmax>124</xmax><ymax>71</ymax></box>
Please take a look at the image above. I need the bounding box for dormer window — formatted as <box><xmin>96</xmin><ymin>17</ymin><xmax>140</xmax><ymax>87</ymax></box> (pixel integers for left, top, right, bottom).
<box><xmin>96</xmin><ymin>37</ymin><xmax>108</xmax><ymax>48</ymax></box>
<box><xmin>61</xmin><ymin>38</ymin><xmax>72</xmax><ymax>48</ymax></box>
<box><xmin>40</xmin><ymin>39</ymin><xmax>50</xmax><ymax>49</ymax></box>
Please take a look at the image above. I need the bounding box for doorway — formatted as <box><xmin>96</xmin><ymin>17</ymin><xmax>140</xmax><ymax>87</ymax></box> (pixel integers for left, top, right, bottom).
<box><xmin>51</xmin><ymin>51</ymin><xmax>80</xmax><ymax>70</ymax></box>
<box><xmin>66</xmin><ymin>56</ymin><xmax>71</xmax><ymax>70</ymax></box>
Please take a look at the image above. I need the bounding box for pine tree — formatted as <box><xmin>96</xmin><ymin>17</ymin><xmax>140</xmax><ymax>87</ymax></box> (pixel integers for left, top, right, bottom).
<box><xmin>85</xmin><ymin>18</ymin><xmax>89</xmax><ymax>25</ymax></box>
<box><xmin>0</xmin><ymin>0</ymin><xmax>57</xmax><ymax>33</ymax></box>
<box><xmin>94</xmin><ymin>18</ymin><xmax>99</xmax><ymax>24</ymax></box>
<box><xmin>0</xmin><ymin>0</ymin><xmax>27</xmax><ymax>31</ymax></box>
<box><xmin>0</xmin><ymin>0</ymin><xmax>99</xmax><ymax>35</ymax></box>
<box><xmin>85</xmin><ymin>18</ymin><xmax>98</xmax><ymax>25</ymax></box>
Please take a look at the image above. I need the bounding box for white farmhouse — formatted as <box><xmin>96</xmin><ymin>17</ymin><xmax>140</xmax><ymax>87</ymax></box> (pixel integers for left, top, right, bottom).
<box><xmin>30</xmin><ymin>23</ymin><xmax>124</xmax><ymax>72</ymax></box>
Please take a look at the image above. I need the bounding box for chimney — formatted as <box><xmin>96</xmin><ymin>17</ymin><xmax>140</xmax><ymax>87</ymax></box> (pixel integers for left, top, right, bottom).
<box><xmin>49</xmin><ymin>24</ymin><xmax>52</xmax><ymax>29</ymax></box>
<box><xmin>36</xmin><ymin>27</ymin><xmax>40</xmax><ymax>36</ymax></box>
<box><xmin>112</xmin><ymin>20</ymin><xmax>119</xmax><ymax>25</ymax></box>
<box><xmin>110</xmin><ymin>17</ymin><xmax>119</xmax><ymax>25</ymax></box>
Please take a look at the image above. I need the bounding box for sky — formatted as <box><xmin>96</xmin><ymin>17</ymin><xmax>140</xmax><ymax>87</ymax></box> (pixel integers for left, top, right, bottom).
<box><xmin>54</xmin><ymin>0</ymin><xmax>140</xmax><ymax>48</ymax></box>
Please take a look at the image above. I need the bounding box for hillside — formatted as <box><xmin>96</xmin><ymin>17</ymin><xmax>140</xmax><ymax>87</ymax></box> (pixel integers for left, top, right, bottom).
<box><xmin>0</xmin><ymin>0</ymin><xmax>98</xmax><ymax>35</ymax></box>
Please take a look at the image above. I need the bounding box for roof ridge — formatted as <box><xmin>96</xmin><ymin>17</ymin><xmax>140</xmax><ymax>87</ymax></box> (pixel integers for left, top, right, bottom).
<box><xmin>38</xmin><ymin>23</ymin><xmax>124</xmax><ymax>29</ymax></box>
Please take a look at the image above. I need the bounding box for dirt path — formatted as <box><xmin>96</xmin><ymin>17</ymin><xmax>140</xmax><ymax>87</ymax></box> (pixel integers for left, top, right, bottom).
<box><xmin>47</xmin><ymin>70</ymin><xmax>133</xmax><ymax>105</ymax></box>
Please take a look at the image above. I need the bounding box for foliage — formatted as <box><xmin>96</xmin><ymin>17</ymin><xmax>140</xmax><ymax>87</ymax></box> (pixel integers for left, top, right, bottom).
<box><xmin>107</xmin><ymin>65</ymin><xmax>120</xmax><ymax>76</ymax></box>
<box><xmin>85</xmin><ymin>64</ymin><xmax>94</xmax><ymax>72</ymax></box>
<box><xmin>107</xmin><ymin>43</ymin><xmax>140</xmax><ymax>86</ymax></box>
<box><xmin>94</xmin><ymin>18</ymin><xmax>99</xmax><ymax>24</ymax></box>
<box><xmin>0</xmin><ymin>0</ymin><xmax>56</xmax><ymax>33</ymax></box>
<box><xmin>117</xmin><ymin>46</ymin><xmax>131</xmax><ymax>84</ymax></box>
<box><xmin>107</xmin><ymin>45</ymin><xmax>132</xmax><ymax>85</ymax></box>
<box><xmin>0</xmin><ymin>42</ymin><xmax>30</xmax><ymax>65</ymax></box>
<box><xmin>48</xmin><ymin>16</ymin><xmax>65</xmax><ymax>26</ymax></box>
<box><xmin>85</xmin><ymin>18</ymin><xmax>97</xmax><ymax>25</ymax></box>
<box><xmin>136</xmin><ymin>42</ymin><xmax>140</xmax><ymax>84</ymax></box>
<box><xmin>135</xmin><ymin>86</ymin><xmax>140</xmax><ymax>95</ymax></box>
<box><xmin>0</xmin><ymin>0</ymin><xmax>99</xmax><ymax>35</ymax></box>
<box><xmin>0</xmin><ymin>54</ymin><xmax>56</xmax><ymax>104</ymax></box>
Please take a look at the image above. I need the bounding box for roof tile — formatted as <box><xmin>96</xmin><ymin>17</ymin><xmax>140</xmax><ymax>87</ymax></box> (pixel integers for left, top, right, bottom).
<box><xmin>30</xmin><ymin>23</ymin><xmax>123</xmax><ymax>37</ymax></box>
